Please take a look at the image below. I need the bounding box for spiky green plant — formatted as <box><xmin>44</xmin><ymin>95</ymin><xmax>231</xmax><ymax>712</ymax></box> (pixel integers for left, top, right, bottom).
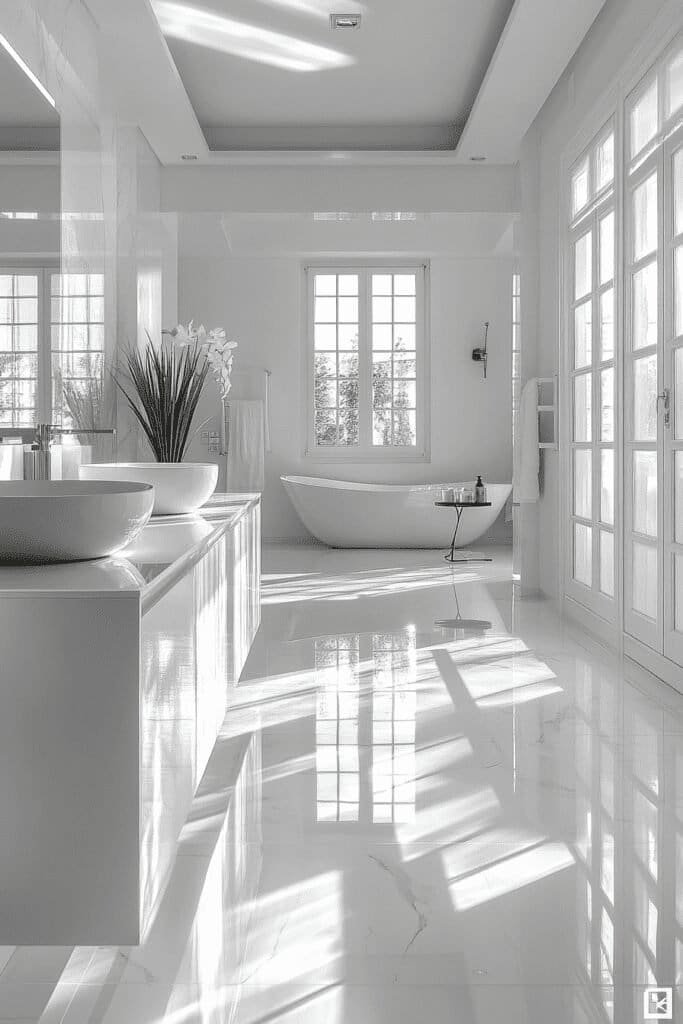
<box><xmin>55</xmin><ymin>369</ymin><xmax>104</xmax><ymax>442</ymax></box>
<box><xmin>114</xmin><ymin>333</ymin><xmax>210</xmax><ymax>462</ymax></box>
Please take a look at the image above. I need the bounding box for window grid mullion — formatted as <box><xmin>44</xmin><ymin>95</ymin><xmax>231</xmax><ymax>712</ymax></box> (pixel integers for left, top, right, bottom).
<box><xmin>39</xmin><ymin>269</ymin><xmax>51</xmax><ymax>423</ymax></box>
<box><xmin>334</xmin><ymin>280</ymin><xmax>340</xmax><ymax>445</ymax></box>
<box><xmin>359</xmin><ymin>270</ymin><xmax>371</xmax><ymax>448</ymax></box>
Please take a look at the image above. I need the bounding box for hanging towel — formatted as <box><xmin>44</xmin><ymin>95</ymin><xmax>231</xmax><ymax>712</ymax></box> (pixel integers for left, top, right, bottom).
<box><xmin>264</xmin><ymin>371</ymin><xmax>272</xmax><ymax>452</ymax></box>
<box><xmin>513</xmin><ymin>377</ymin><xmax>540</xmax><ymax>502</ymax></box>
<box><xmin>227</xmin><ymin>399</ymin><xmax>265</xmax><ymax>492</ymax></box>
<box><xmin>0</xmin><ymin>443</ymin><xmax>23</xmax><ymax>480</ymax></box>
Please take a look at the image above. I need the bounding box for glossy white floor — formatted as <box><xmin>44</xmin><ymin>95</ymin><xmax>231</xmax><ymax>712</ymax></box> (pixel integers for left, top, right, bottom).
<box><xmin>1</xmin><ymin>544</ymin><xmax>682</xmax><ymax>1023</ymax></box>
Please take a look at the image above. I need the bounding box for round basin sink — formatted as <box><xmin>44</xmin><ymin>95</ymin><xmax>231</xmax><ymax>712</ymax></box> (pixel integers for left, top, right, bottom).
<box><xmin>0</xmin><ymin>480</ymin><xmax>155</xmax><ymax>564</ymax></box>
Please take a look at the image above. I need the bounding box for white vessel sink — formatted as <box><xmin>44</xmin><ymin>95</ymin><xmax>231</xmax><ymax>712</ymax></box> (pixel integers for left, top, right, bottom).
<box><xmin>0</xmin><ymin>480</ymin><xmax>154</xmax><ymax>564</ymax></box>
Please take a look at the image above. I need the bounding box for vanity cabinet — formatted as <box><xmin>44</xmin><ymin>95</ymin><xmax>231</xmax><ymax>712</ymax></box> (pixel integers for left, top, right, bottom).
<box><xmin>0</xmin><ymin>495</ymin><xmax>260</xmax><ymax>944</ymax></box>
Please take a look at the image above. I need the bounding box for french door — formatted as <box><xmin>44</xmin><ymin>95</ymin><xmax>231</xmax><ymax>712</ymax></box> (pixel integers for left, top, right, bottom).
<box><xmin>565</xmin><ymin>34</ymin><xmax>683</xmax><ymax>676</ymax></box>
<box><xmin>624</xmin><ymin>53</ymin><xmax>683</xmax><ymax>665</ymax></box>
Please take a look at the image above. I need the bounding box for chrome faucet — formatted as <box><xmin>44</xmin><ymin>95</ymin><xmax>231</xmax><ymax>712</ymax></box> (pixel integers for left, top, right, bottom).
<box><xmin>24</xmin><ymin>424</ymin><xmax>117</xmax><ymax>481</ymax></box>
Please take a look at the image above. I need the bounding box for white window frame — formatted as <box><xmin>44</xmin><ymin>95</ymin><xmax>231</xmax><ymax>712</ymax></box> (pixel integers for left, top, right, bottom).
<box><xmin>0</xmin><ymin>265</ymin><xmax>54</xmax><ymax>427</ymax></box>
<box><xmin>302</xmin><ymin>261</ymin><xmax>430</xmax><ymax>462</ymax></box>
<box><xmin>0</xmin><ymin>265</ymin><xmax>105</xmax><ymax>429</ymax></box>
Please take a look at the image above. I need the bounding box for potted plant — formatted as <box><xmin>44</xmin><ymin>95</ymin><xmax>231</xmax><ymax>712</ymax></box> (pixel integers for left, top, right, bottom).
<box><xmin>79</xmin><ymin>324</ymin><xmax>237</xmax><ymax>515</ymax></box>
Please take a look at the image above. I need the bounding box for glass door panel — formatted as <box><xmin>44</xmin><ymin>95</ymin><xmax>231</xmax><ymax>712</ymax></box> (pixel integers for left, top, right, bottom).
<box><xmin>574</xmin><ymin>448</ymin><xmax>593</xmax><ymax>518</ymax></box>
<box><xmin>575</xmin><ymin>231</ymin><xmax>592</xmax><ymax>299</ymax></box>
<box><xmin>575</xmin><ymin>523</ymin><xmax>593</xmax><ymax>587</ymax></box>
<box><xmin>632</xmin><ymin>354</ymin><xmax>658</xmax><ymax>438</ymax></box>
<box><xmin>575</xmin><ymin>301</ymin><xmax>593</xmax><ymax>367</ymax></box>
<box><xmin>574</xmin><ymin>373</ymin><xmax>593</xmax><ymax>441</ymax></box>
<box><xmin>601</xmin><ymin>450</ymin><xmax>615</xmax><ymax>525</ymax></box>
<box><xmin>633</xmin><ymin>451</ymin><xmax>658</xmax><ymax>536</ymax></box>
<box><xmin>633</xmin><ymin>174</ymin><xmax>658</xmax><ymax>260</ymax></box>
<box><xmin>600</xmin><ymin>289</ymin><xmax>615</xmax><ymax>359</ymax></box>
<box><xmin>632</xmin><ymin>542</ymin><xmax>658</xmax><ymax>619</ymax></box>
<box><xmin>632</xmin><ymin>262</ymin><xmax>658</xmax><ymax>349</ymax></box>
<box><xmin>600</xmin><ymin>530</ymin><xmax>615</xmax><ymax>597</ymax></box>
<box><xmin>600</xmin><ymin>368</ymin><xmax>615</xmax><ymax>440</ymax></box>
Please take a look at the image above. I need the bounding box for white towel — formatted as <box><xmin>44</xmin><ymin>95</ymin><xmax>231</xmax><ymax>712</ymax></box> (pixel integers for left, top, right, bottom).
<box><xmin>0</xmin><ymin>444</ymin><xmax>23</xmax><ymax>480</ymax></box>
<box><xmin>513</xmin><ymin>377</ymin><xmax>540</xmax><ymax>502</ymax></box>
<box><xmin>226</xmin><ymin>400</ymin><xmax>265</xmax><ymax>492</ymax></box>
<box><xmin>264</xmin><ymin>372</ymin><xmax>272</xmax><ymax>452</ymax></box>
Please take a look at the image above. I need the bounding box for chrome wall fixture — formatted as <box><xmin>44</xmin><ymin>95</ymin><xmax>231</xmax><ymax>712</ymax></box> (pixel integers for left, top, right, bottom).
<box><xmin>471</xmin><ymin>321</ymin><xmax>489</xmax><ymax>380</ymax></box>
<box><xmin>23</xmin><ymin>424</ymin><xmax>117</xmax><ymax>480</ymax></box>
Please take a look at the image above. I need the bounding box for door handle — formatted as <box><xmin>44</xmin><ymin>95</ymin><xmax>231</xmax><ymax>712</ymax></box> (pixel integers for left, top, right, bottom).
<box><xmin>658</xmin><ymin>388</ymin><xmax>671</xmax><ymax>428</ymax></box>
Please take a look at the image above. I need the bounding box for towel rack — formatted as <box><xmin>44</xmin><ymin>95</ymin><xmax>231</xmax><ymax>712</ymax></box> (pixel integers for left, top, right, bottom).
<box><xmin>537</xmin><ymin>376</ymin><xmax>558</xmax><ymax>451</ymax></box>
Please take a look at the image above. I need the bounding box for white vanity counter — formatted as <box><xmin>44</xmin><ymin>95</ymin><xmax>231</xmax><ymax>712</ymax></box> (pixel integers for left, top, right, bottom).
<box><xmin>0</xmin><ymin>493</ymin><xmax>261</xmax><ymax>945</ymax></box>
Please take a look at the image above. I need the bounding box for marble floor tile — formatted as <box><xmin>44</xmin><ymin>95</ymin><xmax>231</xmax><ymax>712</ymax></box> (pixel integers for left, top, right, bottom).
<box><xmin>3</xmin><ymin>545</ymin><xmax>683</xmax><ymax>1023</ymax></box>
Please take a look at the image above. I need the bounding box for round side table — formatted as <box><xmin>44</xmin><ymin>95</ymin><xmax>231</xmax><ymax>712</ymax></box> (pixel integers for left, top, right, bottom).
<box><xmin>434</xmin><ymin>501</ymin><xmax>493</xmax><ymax>563</ymax></box>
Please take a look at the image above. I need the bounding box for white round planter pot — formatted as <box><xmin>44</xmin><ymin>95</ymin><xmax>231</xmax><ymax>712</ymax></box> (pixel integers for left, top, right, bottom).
<box><xmin>79</xmin><ymin>462</ymin><xmax>219</xmax><ymax>516</ymax></box>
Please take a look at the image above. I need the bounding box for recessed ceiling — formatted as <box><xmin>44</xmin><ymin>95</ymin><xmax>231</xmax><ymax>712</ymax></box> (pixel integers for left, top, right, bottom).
<box><xmin>152</xmin><ymin>0</ymin><xmax>515</xmax><ymax>150</ymax></box>
<box><xmin>0</xmin><ymin>44</ymin><xmax>59</xmax><ymax>149</ymax></box>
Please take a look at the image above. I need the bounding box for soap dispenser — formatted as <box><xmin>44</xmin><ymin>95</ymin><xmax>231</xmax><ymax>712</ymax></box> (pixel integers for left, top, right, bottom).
<box><xmin>475</xmin><ymin>475</ymin><xmax>487</xmax><ymax>503</ymax></box>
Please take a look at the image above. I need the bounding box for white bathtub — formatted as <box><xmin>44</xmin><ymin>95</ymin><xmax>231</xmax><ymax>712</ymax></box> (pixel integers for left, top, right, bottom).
<box><xmin>281</xmin><ymin>475</ymin><xmax>512</xmax><ymax>548</ymax></box>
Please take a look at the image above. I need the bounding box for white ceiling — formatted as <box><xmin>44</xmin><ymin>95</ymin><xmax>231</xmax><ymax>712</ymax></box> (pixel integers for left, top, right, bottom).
<box><xmin>81</xmin><ymin>0</ymin><xmax>607</xmax><ymax>163</ymax></box>
<box><xmin>457</xmin><ymin>0</ymin><xmax>608</xmax><ymax>162</ymax></box>
<box><xmin>152</xmin><ymin>0</ymin><xmax>515</xmax><ymax>150</ymax></box>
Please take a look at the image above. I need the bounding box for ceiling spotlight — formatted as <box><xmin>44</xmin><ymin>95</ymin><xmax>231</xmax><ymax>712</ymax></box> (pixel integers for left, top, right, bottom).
<box><xmin>331</xmin><ymin>13</ymin><xmax>361</xmax><ymax>29</ymax></box>
<box><xmin>181</xmin><ymin>153</ymin><xmax>198</xmax><ymax>161</ymax></box>
<box><xmin>470</xmin><ymin>155</ymin><xmax>486</xmax><ymax>162</ymax></box>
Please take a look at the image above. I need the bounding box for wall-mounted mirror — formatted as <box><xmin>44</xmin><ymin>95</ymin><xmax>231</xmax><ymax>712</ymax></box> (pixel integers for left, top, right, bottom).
<box><xmin>0</xmin><ymin>41</ymin><xmax>59</xmax><ymax>441</ymax></box>
<box><xmin>0</xmin><ymin>42</ymin><xmax>111</xmax><ymax>476</ymax></box>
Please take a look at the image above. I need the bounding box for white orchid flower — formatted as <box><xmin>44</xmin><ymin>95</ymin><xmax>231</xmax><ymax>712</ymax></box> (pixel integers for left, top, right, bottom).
<box><xmin>162</xmin><ymin>321</ymin><xmax>238</xmax><ymax>399</ymax></box>
<box><xmin>163</xmin><ymin>322</ymin><xmax>195</xmax><ymax>346</ymax></box>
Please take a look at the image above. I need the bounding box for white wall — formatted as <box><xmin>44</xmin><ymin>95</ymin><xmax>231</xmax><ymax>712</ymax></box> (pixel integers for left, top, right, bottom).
<box><xmin>0</xmin><ymin>163</ymin><xmax>60</xmax><ymax>259</ymax></box>
<box><xmin>162</xmin><ymin>164</ymin><xmax>518</xmax><ymax>216</ymax></box>
<box><xmin>178</xmin><ymin>232</ymin><xmax>514</xmax><ymax>542</ymax></box>
<box><xmin>519</xmin><ymin>0</ymin><xmax>681</xmax><ymax>600</ymax></box>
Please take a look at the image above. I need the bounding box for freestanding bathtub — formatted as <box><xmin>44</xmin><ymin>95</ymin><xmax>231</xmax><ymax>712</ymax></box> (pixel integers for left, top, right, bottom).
<box><xmin>282</xmin><ymin>475</ymin><xmax>512</xmax><ymax>548</ymax></box>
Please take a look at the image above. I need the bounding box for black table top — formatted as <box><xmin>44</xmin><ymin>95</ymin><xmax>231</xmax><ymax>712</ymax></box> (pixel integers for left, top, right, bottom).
<box><xmin>434</xmin><ymin>501</ymin><xmax>492</xmax><ymax>508</ymax></box>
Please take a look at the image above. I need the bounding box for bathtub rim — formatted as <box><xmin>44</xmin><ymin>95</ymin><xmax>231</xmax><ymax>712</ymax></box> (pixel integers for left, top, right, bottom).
<box><xmin>281</xmin><ymin>474</ymin><xmax>512</xmax><ymax>495</ymax></box>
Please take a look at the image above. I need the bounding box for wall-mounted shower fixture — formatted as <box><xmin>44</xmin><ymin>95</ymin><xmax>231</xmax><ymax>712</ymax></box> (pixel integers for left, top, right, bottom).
<box><xmin>472</xmin><ymin>321</ymin><xmax>489</xmax><ymax>380</ymax></box>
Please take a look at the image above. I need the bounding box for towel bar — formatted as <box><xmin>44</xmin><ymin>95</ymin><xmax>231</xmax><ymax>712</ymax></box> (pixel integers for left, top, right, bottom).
<box><xmin>537</xmin><ymin>376</ymin><xmax>558</xmax><ymax>451</ymax></box>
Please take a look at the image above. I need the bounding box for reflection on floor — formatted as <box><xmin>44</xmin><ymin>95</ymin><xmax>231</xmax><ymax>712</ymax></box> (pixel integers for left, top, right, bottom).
<box><xmin>1</xmin><ymin>544</ymin><xmax>682</xmax><ymax>1023</ymax></box>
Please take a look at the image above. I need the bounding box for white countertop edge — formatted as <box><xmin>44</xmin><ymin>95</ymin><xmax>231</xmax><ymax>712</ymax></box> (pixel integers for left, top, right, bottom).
<box><xmin>141</xmin><ymin>494</ymin><xmax>260</xmax><ymax>615</ymax></box>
